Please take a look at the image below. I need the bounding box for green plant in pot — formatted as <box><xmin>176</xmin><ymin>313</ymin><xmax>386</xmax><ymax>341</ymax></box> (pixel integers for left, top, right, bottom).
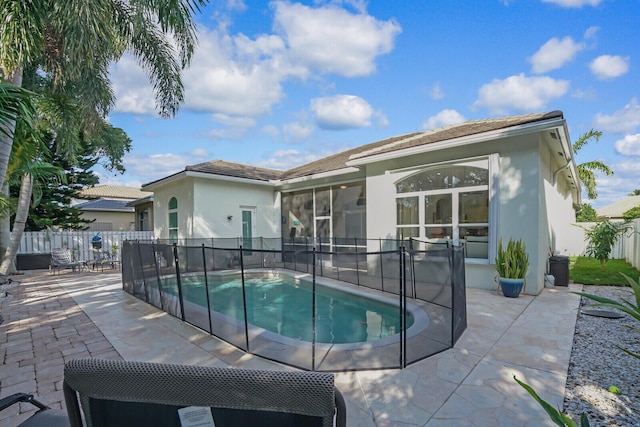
<box><xmin>495</xmin><ymin>238</ymin><xmax>529</xmax><ymax>298</ymax></box>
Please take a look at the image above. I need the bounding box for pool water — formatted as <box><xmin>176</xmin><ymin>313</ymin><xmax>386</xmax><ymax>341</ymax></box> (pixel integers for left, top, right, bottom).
<box><xmin>168</xmin><ymin>274</ymin><xmax>413</xmax><ymax>344</ymax></box>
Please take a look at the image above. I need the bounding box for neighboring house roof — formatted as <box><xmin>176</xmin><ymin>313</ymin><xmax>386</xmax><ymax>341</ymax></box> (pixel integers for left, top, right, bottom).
<box><xmin>75</xmin><ymin>199</ymin><xmax>134</xmax><ymax>212</ymax></box>
<box><xmin>143</xmin><ymin>111</ymin><xmax>574</xmax><ymax>192</ymax></box>
<box><xmin>78</xmin><ymin>185</ymin><xmax>152</xmax><ymax>200</ymax></box>
<box><xmin>596</xmin><ymin>196</ymin><xmax>640</xmax><ymax>219</ymax></box>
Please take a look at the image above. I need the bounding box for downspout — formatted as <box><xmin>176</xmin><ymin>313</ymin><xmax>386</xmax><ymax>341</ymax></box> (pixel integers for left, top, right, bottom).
<box><xmin>552</xmin><ymin>159</ymin><xmax>572</xmax><ymax>186</ymax></box>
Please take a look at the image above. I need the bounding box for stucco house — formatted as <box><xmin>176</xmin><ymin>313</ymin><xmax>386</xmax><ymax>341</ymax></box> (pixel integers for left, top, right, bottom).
<box><xmin>142</xmin><ymin>111</ymin><xmax>580</xmax><ymax>295</ymax></box>
<box><xmin>74</xmin><ymin>185</ymin><xmax>153</xmax><ymax>231</ymax></box>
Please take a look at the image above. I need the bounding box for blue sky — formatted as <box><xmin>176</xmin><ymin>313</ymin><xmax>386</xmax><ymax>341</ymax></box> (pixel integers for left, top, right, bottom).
<box><xmin>103</xmin><ymin>0</ymin><xmax>639</xmax><ymax>209</ymax></box>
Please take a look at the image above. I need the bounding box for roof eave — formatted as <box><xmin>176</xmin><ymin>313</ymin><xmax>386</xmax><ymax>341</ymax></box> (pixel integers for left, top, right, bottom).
<box><xmin>277</xmin><ymin>167</ymin><xmax>361</xmax><ymax>185</ymax></box>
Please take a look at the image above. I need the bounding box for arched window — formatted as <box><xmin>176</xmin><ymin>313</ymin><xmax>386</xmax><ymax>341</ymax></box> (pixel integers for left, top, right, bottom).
<box><xmin>395</xmin><ymin>159</ymin><xmax>492</xmax><ymax>259</ymax></box>
<box><xmin>168</xmin><ymin>197</ymin><xmax>178</xmax><ymax>243</ymax></box>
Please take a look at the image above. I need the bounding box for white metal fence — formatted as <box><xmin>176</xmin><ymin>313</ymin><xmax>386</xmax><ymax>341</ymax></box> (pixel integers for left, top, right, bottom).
<box><xmin>18</xmin><ymin>230</ymin><xmax>155</xmax><ymax>261</ymax></box>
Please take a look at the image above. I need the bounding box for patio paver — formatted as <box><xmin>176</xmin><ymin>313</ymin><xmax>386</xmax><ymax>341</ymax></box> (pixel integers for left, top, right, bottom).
<box><xmin>0</xmin><ymin>270</ymin><xmax>582</xmax><ymax>426</ymax></box>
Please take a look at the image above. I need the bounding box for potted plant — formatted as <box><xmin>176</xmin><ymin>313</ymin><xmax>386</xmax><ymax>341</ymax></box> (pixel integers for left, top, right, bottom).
<box><xmin>495</xmin><ymin>238</ymin><xmax>529</xmax><ymax>298</ymax></box>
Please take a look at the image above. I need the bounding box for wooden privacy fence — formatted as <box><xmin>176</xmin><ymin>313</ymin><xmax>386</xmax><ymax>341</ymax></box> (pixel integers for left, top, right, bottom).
<box><xmin>18</xmin><ymin>230</ymin><xmax>155</xmax><ymax>261</ymax></box>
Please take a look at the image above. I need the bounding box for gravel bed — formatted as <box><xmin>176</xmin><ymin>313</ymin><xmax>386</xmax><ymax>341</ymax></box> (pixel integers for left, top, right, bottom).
<box><xmin>563</xmin><ymin>285</ymin><xmax>640</xmax><ymax>426</ymax></box>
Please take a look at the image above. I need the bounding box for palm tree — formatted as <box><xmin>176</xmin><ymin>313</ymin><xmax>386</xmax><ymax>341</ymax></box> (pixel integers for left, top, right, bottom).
<box><xmin>0</xmin><ymin>0</ymin><xmax>208</xmax><ymax>272</ymax></box>
<box><xmin>572</xmin><ymin>129</ymin><xmax>613</xmax><ymax>200</ymax></box>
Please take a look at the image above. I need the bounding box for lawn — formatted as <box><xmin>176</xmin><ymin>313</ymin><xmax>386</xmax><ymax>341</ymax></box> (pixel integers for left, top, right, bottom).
<box><xmin>570</xmin><ymin>256</ymin><xmax>640</xmax><ymax>286</ymax></box>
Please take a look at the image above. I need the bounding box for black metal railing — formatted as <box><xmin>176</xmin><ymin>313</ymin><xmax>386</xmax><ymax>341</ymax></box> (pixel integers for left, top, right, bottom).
<box><xmin>121</xmin><ymin>238</ymin><xmax>466</xmax><ymax>371</ymax></box>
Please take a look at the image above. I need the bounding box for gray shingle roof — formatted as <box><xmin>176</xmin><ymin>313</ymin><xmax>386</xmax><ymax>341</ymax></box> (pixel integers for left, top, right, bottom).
<box><xmin>281</xmin><ymin>111</ymin><xmax>563</xmax><ymax>179</ymax></box>
<box><xmin>147</xmin><ymin>111</ymin><xmax>564</xmax><ymax>186</ymax></box>
<box><xmin>186</xmin><ymin>160</ymin><xmax>282</xmax><ymax>181</ymax></box>
<box><xmin>75</xmin><ymin>199</ymin><xmax>134</xmax><ymax>212</ymax></box>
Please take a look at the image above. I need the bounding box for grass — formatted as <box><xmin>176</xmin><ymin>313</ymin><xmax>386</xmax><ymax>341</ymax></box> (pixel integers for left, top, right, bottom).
<box><xmin>570</xmin><ymin>256</ymin><xmax>640</xmax><ymax>286</ymax></box>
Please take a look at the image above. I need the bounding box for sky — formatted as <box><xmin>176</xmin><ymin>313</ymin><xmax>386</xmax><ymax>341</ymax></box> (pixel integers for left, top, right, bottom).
<box><xmin>102</xmin><ymin>0</ymin><xmax>640</xmax><ymax>210</ymax></box>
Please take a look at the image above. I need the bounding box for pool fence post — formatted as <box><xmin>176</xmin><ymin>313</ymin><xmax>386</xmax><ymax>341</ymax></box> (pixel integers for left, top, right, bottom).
<box><xmin>173</xmin><ymin>244</ymin><xmax>186</xmax><ymax>321</ymax></box>
<box><xmin>239</xmin><ymin>246</ymin><xmax>251</xmax><ymax>352</ymax></box>
<box><xmin>136</xmin><ymin>242</ymin><xmax>150</xmax><ymax>303</ymax></box>
<box><xmin>202</xmin><ymin>244</ymin><xmax>213</xmax><ymax>334</ymax></box>
<box><xmin>355</xmin><ymin>237</ymin><xmax>360</xmax><ymax>287</ymax></box>
<box><xmin>379</xmin><ymin>238</ymin><xmax>385</xmax><ymax>293</ymax></box>
<box><xmin>211</xmin><ymin>238</ymin><xmax>215</xmax><ymax>271</ymax></box>
<box><xmin>151</xmin><ymin>242</ymin><xmax>165</xmax><ymax>311</ymax></box>
<box><xmin>312</xmin><ymin>247</ymin><xmax>317</xmax><ymax>371</ymax></box>
<box><xmin>399</xmin><ymin>246</ymin><xmax>405</xmax><ymax>368</ymax></box>
<box><xmin>403</xmin><ymin>246</ymin><xmax>408</xmax><ymax>368</ymax></box>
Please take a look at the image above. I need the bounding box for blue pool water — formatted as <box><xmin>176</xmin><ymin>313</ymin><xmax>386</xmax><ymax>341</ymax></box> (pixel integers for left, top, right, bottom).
<box><xmin>170</xmin><ymin>274</ymin><xmax>413</xmax><ymax>344</ymax></box>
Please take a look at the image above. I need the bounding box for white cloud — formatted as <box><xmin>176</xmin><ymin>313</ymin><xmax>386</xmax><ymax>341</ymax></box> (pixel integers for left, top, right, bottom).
<box><xmin>110</xmin><ymin>2</ymin><xmax>401</xmax><ymax>127</ymax></box>
<box><xmin>431</xmin><ymin>83</ymin><xmax>445</xmax><ymax>100</ymax></box>
<box><xmin>272</xmin><ymin>1</ymin><xmax>401</xmax><ymax>77</ymax></box>
<box><xmin>262</xmin><ymin>124</ymin><xmax>280</xmax><ymax>138</ymax></box>
<box><xmin>584</xmin><ymin>26</ymin><xmax>599</xmax><ymax>40</ymax></box>
<box><xmin>282</xmin><ymin>121</ymin><xmax>315</xmax><ymax>142</ymax></box>
<box><xmin>593</xmin><ymin>98</ymin><xmax>640</xmax><ymax>134</ymax></box>
<box><xmin>529</xmin><ymin>36</ymin><xmax>584</xmax><ymax>74</ymax></box>
<box><xmin>541</xmin><ymin>0</ymin><xmax>604</xmax><ymax>7</ymax></box>
<box><xmin>110</xmin><ymin>56</ymin><xmax>157</xmax><ymax>115</ymax></box>
<box><xmin>473</xmin><ymin>74</ymin><xmax>570</xmax><ymax>114</ymax></box>
<box><xmin>311</xmin><ymin>95</ymin><xmax>374</xmax><ymax>129</ymax></box>
<box><xmin>614</xmin><ymin>134</ymin><xmax>640</xmax><ymax>156</ymax></box>
<box><xmin>422</xmin><ymin>109</ymin><xmax>466</xmax><ymax>130</ymax></box>
<box><xmin>121</xmin><ymin>150</ymin><xmax>210</xmax><ymax>184</ymax></box>
<box><xmin>589</xmin><ymin>55</ymin><xmax>630</xmax><ymax>80</ymax></box>
<box><xmin>257</xmin><ymin>149</ymin><xmax>321</xmax><ymax>169</ymax></box>
<box><xmin>593</xmin><ymin>160</ymin><xmax>640</xmax><ymax>208</ymax></box>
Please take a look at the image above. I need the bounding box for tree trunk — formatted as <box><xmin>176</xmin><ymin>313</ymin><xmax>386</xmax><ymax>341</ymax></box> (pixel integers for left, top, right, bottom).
<box><xmin>0</xmin><ymin>173</ymin><xmax>33</xmax><ymax>275</ymax></box>
<box><xmin>0</xmin><ymin>69</ymin><xmax>24</xmax><ymax>265</ymax></box>
<box><xmin>0</xmin><ymin>69</ymin><xmax>23</xmax><ymax>188</ymax></box>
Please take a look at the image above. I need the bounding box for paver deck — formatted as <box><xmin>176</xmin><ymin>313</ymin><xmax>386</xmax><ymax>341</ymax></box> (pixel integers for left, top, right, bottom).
<box><xmin>0</xmin><ymin>270</ymin><xmax>582</xmax><ymax>426</ymax></box>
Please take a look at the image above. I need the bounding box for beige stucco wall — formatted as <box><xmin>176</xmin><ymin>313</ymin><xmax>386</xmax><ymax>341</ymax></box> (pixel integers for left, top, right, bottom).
<box><xmin>80</xmin><ymin>211</ymin><xmax>134</xmax><ymax>231</ymax></box>
<box><xmin>146</xmin><ymin>129</ymin><xmax>577</xmax><ymax>295</ymax></box>
<box><xmin>152</xmin><ymin>178</ymin><xmax>195</xmax><ymax>240</ymax></box>
<box><xmin>191</xmin><ymin>177</ymin><xmax>278</xmax><ymax>239</ymax></box>
<box><xmin>363</xmin><ymin>131</ymin><xmax>575</xmax><ymax>295</ymax></box>
<box><xmin>151</xmin><ymin>176</ymin><xmax>278</xmax><ymax>240</ymax></box>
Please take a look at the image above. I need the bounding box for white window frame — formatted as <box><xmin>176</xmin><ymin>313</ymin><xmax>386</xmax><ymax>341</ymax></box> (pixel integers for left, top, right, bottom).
<box><xmin>394</xmin><ymin>155</ymin><xmax>498</xmax><ymax>263</ymax></box>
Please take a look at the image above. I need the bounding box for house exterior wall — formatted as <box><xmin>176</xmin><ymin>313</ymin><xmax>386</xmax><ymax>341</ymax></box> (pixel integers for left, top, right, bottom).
<box><xmin>153</xmin><ymin>178</ymin><xmax>195</xmax><ymax>240</ymax></box>
<box><xmin>191</xmin><ymin>177</ymin><xmax>278</xmax><ymax>239</ymax></box>
<box><xmin>80</xmin><ymin>211</ymin><xmax>134</xmax><ymax>231</ymax></box>
<box><xmin>145</xmin><ymin>124</ymin><xmax>577</xmax><ymax>296</ymax></box>
<box><xmin>363</xmin><ymin>132</ymin><xmax>571</xmax><ymax>295</ymax></box>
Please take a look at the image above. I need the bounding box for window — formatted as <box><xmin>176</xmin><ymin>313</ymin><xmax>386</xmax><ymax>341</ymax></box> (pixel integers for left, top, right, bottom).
<box><xmin>281</xmin><ymin>182</ymin><xmax>366</xmax><ymax>243</ymax></box>
<box><xmin>395</xmin><ymin>159</ymin><xmax>491</xmax><ymax>259</ymax></box>
<box><xmin>168</xmin><ymin>197</ymin><xmax>178</xmax><ymax>243</ymax></box>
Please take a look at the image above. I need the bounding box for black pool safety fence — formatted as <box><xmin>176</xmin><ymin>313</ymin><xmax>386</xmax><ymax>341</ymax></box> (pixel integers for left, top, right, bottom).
<box><xmin>121</xmin><ymin>238</ymin><xmax>467</xmax><ymax>372</ymax></box>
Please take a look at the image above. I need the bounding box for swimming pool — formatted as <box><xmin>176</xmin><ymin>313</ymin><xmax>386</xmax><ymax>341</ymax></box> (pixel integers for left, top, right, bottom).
<box><xmin>165</xmin><ymin>272</ymin><xmax>416</xmax><ymax>345</ymax></box>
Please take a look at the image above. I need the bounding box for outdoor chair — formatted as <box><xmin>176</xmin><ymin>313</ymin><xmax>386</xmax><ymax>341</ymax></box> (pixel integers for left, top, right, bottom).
<box><xmin>62</xmin><ymin>358</ymin><xmax>347</xmax><ymax>427</ymax></box>
<box><xmin>49</xmin><ymin>248</ymin><xmax>86</xmax><ymax>274</ymax></box>
<box><xmin>0</xmin><ymin>392</ymin><xmax>69</xmax><ymax>426</ymax></box>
